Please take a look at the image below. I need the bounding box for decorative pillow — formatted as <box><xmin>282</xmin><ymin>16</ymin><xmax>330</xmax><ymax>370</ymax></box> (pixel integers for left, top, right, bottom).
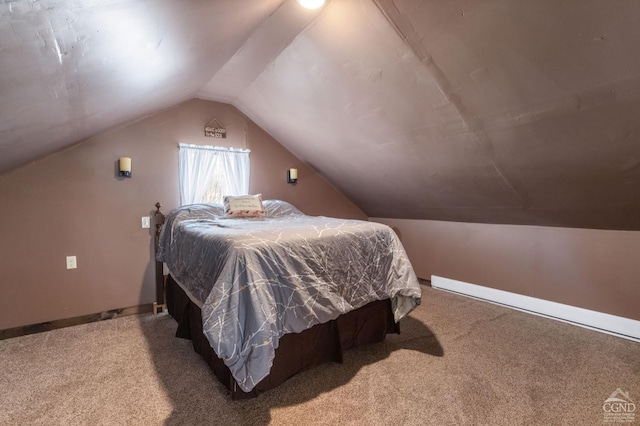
<box><xmin>223</xmin><ymin>194</ymin><xmax>265</xmax><ymax>218</ymax></box>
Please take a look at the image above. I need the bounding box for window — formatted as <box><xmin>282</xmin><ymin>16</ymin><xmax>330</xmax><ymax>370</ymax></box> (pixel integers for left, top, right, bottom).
<box><xmin>178</xmin><ymin>144</ymin><xmax>250</xmax><ymax>205</ymax></box>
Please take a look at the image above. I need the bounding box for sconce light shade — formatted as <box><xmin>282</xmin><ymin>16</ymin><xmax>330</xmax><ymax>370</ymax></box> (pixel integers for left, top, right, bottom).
<box><xmin>287</xmin><ymin>168</ymin><xmax>298</xmax><ymax>184</ymax></box>
<box><xmin>296</xmin><ymin>0</ymin><xmax>325</xmax><ymax>9</ymax></box>
<box><xmin>119</xmin><ymin>157</ymin><xmax>132</xmax><ymax>178</ymax></box>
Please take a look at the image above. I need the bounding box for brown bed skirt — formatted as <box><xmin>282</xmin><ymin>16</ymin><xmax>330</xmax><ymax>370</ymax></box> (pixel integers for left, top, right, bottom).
<box><xmin>165</xmin><ymin>274</ymin><xmax>400</xmax><ymax>399</ymax></box>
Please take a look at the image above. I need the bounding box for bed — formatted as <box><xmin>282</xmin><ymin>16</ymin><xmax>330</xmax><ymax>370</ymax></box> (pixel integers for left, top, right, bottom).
<box><xmin>155</xmin><ymin>198</ymin><xmax>421</xmax><ymax>399</ymax></box>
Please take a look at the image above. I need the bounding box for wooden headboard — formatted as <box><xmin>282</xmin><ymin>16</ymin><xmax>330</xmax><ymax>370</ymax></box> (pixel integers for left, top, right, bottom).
<box><xmin>153</xmin><ymin>202</ymin><xmax>166</xmax><ymax>314</ymax></box>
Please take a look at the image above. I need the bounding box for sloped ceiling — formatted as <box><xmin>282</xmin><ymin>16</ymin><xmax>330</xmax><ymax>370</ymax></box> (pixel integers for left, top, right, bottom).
<box><xmin>2</xmin><ymin>0</ymin><xmax>640</xmax><ymax>230</ymax></box>
<box><xmin>0</xmin><ymin>0</ymin><xmax>281</xmax><ymax>172</ymax></box>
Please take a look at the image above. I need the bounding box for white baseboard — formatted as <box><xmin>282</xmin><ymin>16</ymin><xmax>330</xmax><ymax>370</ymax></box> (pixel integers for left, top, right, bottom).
<box><xmin>431</xmin><ymin>275</ymin><xmax>640</xmax><ymax>343</ymax></box>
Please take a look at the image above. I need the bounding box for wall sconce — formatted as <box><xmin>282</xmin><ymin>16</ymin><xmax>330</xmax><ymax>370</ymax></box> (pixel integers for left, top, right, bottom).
<box><xmin>118</xmin><ymin>157</ymin><xmax>132</xmax><ymax>178</ymax></box>
<box><xmin>296</xmin><ymin>0</ymin><xmax>325</xmax><ymax>9</ymax></box>
<box><xmin>287</xmin><ymin>168</ymin><xmax>298</xmax><ymax>184</ymax></box>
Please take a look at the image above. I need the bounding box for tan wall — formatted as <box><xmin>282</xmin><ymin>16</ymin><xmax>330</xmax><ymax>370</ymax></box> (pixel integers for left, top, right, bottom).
<box><xmin>373</xmin><ymin>218</ymin><xmax>640</xmax><ymax>321</ymax></box>
<box><xmin>0</xmin><ymin>99</ymin><xmax>365</xmax><ymax>330</ymax></box>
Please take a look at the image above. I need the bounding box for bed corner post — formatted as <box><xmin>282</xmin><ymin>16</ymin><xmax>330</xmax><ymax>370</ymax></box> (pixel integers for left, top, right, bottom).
<box><xmin>153</xmin><ymin>202</ymin><xmax>167</xmax><ymax>315</ymax></box>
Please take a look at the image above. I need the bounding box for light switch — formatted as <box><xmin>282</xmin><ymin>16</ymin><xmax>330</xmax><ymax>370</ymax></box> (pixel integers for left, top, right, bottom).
<box><xmin>142</xmin><ymin>216</ymin><xmax>151</xmax><ymax>228</ymax></box>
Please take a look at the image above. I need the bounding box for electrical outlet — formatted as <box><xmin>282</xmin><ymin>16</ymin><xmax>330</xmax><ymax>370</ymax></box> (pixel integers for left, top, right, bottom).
<box><xmin>66</xmin><ymin>256</ymin><xmax>77</xmax><ymax>269</ymax></box>
<box><xmin>141</xmin><ymin>216</ymin><xmax>150</xmax><ymax>229</ymax></box>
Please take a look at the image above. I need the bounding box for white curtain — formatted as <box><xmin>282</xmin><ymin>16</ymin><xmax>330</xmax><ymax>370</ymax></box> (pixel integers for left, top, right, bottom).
<box><xmin>179</xmin><ymin>144</ymin><xmax>250</xmax><ymax>205</ymax></box>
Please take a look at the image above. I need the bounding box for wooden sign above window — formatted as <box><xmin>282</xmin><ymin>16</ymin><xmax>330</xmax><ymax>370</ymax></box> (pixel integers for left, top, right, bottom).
<box><xmin>204</xmin><ymin>127</ymin><xmax>226</xmax><ymax>138</ymax></box>
<box><xmin>204</xmin><ymin>118</ymin><xmax>226</xmax><ymax>138</ymax></box>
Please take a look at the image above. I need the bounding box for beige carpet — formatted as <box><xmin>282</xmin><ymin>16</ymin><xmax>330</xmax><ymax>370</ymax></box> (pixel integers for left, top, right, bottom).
<box><xmin>1</xmin><ymin>284</ymin><xmax>638</xmax><ymax>425</ymax></box>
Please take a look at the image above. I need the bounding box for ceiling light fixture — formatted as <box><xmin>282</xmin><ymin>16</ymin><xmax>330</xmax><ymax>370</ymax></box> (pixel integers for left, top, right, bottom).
<box><xmin>296</xmin><ymin>0</ymin><xmax>325</xmax><ymax>10</ymax></box>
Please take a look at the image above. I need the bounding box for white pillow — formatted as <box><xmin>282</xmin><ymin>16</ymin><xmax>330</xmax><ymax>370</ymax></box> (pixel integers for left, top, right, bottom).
<box><xmin>223</xmin><ymin>194</ymin><xmax>265</xmax><ymax>218</ymax></box>
<box><xmin>262</xmin><ymin>200</ymin><xmax>304</xmax><ymax>217</ymax></box>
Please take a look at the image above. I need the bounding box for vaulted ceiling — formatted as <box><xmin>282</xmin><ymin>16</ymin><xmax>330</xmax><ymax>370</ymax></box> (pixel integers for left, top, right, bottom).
<box><xmin>2</xmin><ymin>0</ymin><xmax>640</xmax><ymax>230</ymax></box>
